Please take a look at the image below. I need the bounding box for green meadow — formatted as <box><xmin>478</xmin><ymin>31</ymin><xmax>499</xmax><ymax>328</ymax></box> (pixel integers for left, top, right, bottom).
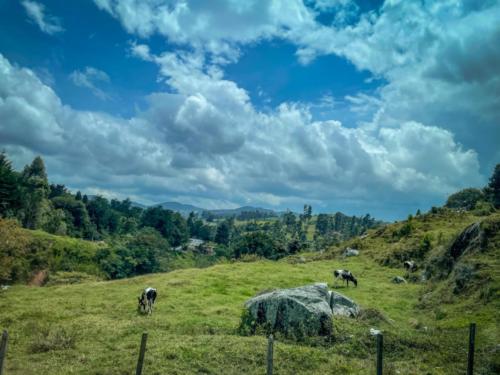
<box><xmin>1</xmin><ymin>210</ymin><xmax>498</xmax><ymax>374</ymax></box>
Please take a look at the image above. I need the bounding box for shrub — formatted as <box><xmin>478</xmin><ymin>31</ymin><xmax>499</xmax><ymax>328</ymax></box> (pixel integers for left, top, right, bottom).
<box><xmin>445</xmin><ymin>188</ymin><xmax>484</xmax><ymax>210</ymax></box>
<box><xmin>45</xmin><ymin>271</ymin><xmax>101</xmax><ymax>286</ymax></box>
<box><xmin>29</xmin><ymin>326</ymin><xmax>76</xmax><ymax>353</ymax></box>
<box><xmin>452</xmin><ymin>263</ymin><xmax>477</xmax><ymax>294</ymax></box>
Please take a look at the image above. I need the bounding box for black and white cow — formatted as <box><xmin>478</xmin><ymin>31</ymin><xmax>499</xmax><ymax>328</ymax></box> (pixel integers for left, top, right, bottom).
<box><xmin>333</xmin><ymin>269</ymin><xmax>358</xmax><ymax>287</ymax></box>
<box><xmin>403</xmin><ymin>261</ymin><xmax>417</xmax><ymax>272</ymax></box>
<box><xmin>138</xmin><ymin>287</ymin><xmax>157</xmax><ymax>315</ymax></box>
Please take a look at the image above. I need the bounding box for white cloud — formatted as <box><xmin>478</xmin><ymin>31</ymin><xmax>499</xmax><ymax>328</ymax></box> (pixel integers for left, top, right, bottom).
<box><xmin>21</xmin><ymin>0</ymin><xmax>64</xmax><ymax>35</ymax></box>
<box><xmin>3</xmin><ymin>0</ymin><xmax>497</xmax><ymax>218</ymax></box>
<box><xmin>0</xmin><ymin>52</ymin><xmax>482</xmax><ymax>218</ymax></box>
<box><xmin>69</xmin><ymin>67</ymin><xmax>111</xmax><ymax>100</ymax></box>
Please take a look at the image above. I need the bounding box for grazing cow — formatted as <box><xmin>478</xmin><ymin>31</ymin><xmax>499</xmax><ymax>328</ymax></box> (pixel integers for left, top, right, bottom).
<box><xmin>138</xmin><ymin>287</ymin><xmax>157</xmax><ymax>315</ymax></box>
<box><xmin>333</xmin><ymin>269</ymin><xmax>358</xmax><ymax>287</ymax></box>
<box><xmin>403</xmin><ymin>261</ymin><xmax>417</xmax><ymax>272</ymax></box>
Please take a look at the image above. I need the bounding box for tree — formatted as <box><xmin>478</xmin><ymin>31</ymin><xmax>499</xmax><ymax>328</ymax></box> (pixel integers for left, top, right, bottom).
<box><xmin>306</xmin><ymin>205</ymin><xmax>312</xmax><ymax>220</ymax></box>
<box><xmin>126</xmin><ymin>227</ymin><xmax>170</xmax><ymax>275</ymax></box>
<box><xmin>141</xmin><ymin>207</ymin><xmax>188</xmax><ymax>246</ymax></box>
<box><xmin>215</xmin><ymin>220</ymin><xmax>232</xmax><ymax>245</ymax></box>
<box><xmin>43</xmin><ymin>208</ymin><xmax>68</xmax><ymax>235</ymax></box>
<box><xmin>282</xmin><ymin>211</ymin><xmax>296</xmax><ymax>231</ymax></box>
<box><xmin>485</xmin><ymin>164</ymin><xmax>500</xmax><ymax>208</ymax></box>
<box><xmin>0</xmin><ymin>152</ymin><xmax>20</xmax><ymax>216</ymax></box>
<box><xmin>75</xmin><ymin>191</ymin><xmax>82</xmax><ymax>201</ymax></box>
<box><xmin>232</xmin><ymin>231</ymin><xmax>286</xmax><ymax>259</ymax></box>
<box><xmin>86</xmin><ymin>196</ymin><xmax>112</xmax><ymax>233</ymax></box>
<box><xmin>49</xmin><ymin>184</ymin><xmax>68</xmax><ymax>199</ymax></box>
<box><xmin>315</xmin><ymin>214</ymin><xmax>331</xmax><ymax>236</ymax></box>
<box><xmin>21</xmin><ymin>156</ymin><xmax>50</xmax><ymax>229</ymax></box>
<box><xmin>51</xmin><ymin>194</ymin><xmax>92</xmax><ymax>237</ymax></box>
<box><xmin>445</xmin><ymin>188</ymin><xmax>484</xmax><ymax>210</ymax></box>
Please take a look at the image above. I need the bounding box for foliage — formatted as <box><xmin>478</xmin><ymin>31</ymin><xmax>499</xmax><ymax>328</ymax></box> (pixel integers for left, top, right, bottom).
<box><xmin>215</xmin><ymin>219</ymin><xmax>233</xmax><ymax>245</ymax></box>
<box><xmin>445</xmin><ymin>188</ymin><xmax>484</xmax><ymax>210</ymax></box>
<box><xmin>28</xmin><ymin>325</ymin><xmax>76</xmax><ymax>353</ymax></box>
<box><xmin>232</xmin><ymin>231</ymin><xmax>287</xmax><ymax>260</ymax></box>
<box><xmin>484</xmin><ymin>163</ymin><xmax>500</xmax><ymax>208</ymax></box>
<box><xmin>141</xmin><ymin>206</ymin><xmax>188</xmax><ymax>246</ymax></box>
<box><xmin>315</xmin><ymin>212</ymin><xmax>381</xmax><ymax>239</ymax></box>
<box><xmin>0</xmin><ymin>152</ymin><xmax>22</xmax><ymax>217</ymax></box>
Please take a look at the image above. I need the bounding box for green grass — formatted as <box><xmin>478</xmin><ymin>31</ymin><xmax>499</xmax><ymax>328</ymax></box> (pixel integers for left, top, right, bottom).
<box><xmin>1</xmin><ymin>210</ymin><xmax>498</xmax><ymax>374</ymax></box>
<box><xmin>1</xmin><ymin>254</ymin><xmax>497</xmax><ymax>374</ymax></box>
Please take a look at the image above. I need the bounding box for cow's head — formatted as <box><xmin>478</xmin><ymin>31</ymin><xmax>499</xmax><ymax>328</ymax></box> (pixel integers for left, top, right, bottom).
<box><xmin>352</xmin><ymin>276</ymin><xmax>358</xmax><ymax>287</ymax></box>
<box><xmin>137</xmin><ymin>296</ymin><xmax>146</xmax><ymax>312</ymax></box>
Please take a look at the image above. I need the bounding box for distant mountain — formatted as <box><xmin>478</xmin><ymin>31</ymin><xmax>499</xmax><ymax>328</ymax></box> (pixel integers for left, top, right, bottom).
<box><xmin>155</xmin><ymin>202</ymin><xmax>279</xmax><ymax>219</ymax></box>
<box><xmin>156</xmin><ymin>202</ymin><xmax>206</xmax><ymax>216</ymax></box>
<box><xmin>130</xmin><ymin>201</ymin><xmax>147</xmax><ymax>209</ymax></box>
<box><xmin>206</xmin><ymin>206</ymin><xmax>278</xmax><ymax>218</ymax></box>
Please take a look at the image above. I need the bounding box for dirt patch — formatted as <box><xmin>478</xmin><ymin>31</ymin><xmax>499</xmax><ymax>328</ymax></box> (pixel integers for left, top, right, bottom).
<box><xmin>29</xmin><ymin>270</ymin><xmax>48</xmax><ymax>286</ymax></box>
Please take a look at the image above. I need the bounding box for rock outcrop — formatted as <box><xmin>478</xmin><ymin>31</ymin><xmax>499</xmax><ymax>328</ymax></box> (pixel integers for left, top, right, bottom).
<box><xmin>329</xmin><ymin>291</ymin><xmax>360</xmax><ymax>317</ymax></box>
<box><xmin>449</xmin><ymin>222</ymin><xmax>482</xmax><ymax>259</ymax></box>
<box><xmin>243</xmin><ymin>283</ymin><xmax>359</xmax><ymax>337</ymax></box>
<box><xmin>344</xmin><ymin>248</ymin><xmax>360</xmax><ymax>257</ymax></box>
<box><xmin>392</xmin><ymin>276</ymin><xmax>407</xmax><ymax>284</ymax></box>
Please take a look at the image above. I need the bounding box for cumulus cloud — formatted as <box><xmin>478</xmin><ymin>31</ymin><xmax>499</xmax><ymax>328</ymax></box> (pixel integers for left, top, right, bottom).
<box><xmin>69</xmin><ymin>67</ymin><xmax>111</xmax><ymax>100</ymax></box>
<box><xmin>21</xmin><ymin>0</ymin><xmax>64</xmax><ymax>35</ymax></box>
<box><xmin>2</xmin><ymin>0</ymin><xmax>496</xmax><ymax>218</ymax></box>
<box><xmin>0</xmin><ymin>52</ymin><xmax>482</xmax><ymax>219</ymax></box>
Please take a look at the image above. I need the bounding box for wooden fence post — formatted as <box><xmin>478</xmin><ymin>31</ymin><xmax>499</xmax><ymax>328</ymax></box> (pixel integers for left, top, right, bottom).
<box><xmin>467</xmin><ymin>323</ymin><xmax>476</xmax><ymax>375</ymax></box>
<box><xmin>267</xmin><ymin>334</ymin><xmax>274</xmax><ymax>375</ymax></box>
<box><xmin>0</xmin><ymin>330</ymin><xmax>8</xmax><ymax>375</ymax></box>
<box><xmin>376</xmin><ymin>333</ymin><xmax>383</xmax><ymax>375</ymax></box>
<box><xmin>135</xmin><ymin>332</ymin><xmax>148</xmax><ymax>375</ymax></box>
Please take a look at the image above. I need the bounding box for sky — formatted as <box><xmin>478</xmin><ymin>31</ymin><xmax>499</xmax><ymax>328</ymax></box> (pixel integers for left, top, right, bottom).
<box><xmin>0</xmin><ymin>0</ymin><xmax>498</xmax><ymax>221</ymax></box>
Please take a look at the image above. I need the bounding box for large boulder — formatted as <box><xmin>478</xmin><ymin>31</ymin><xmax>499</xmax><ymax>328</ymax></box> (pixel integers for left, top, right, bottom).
<box><xmin>344</xmin><ymin>247</ymin><xmax>360</xmax><ymax>257</ymax></box>
<box><xmin>329</xmin><ymin>291</ymin><xmax>360</xmax><ymax>317</ymax></box>
<box><xmin>243</xmin><ymin>283</ymin><xmax>359</xmax><ymax>337</ymax></box>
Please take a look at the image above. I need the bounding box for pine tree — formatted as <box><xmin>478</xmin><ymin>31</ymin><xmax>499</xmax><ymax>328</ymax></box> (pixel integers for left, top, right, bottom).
<box><xmin>21</xmin><ymin>156</ymin><xmax>50</xmax><ymax>229</ymax></box>
<box><xmin>486</xmin><ymin>164</ymin><xmax>500</xmax><ymax>208</ymax></box>
<box><xmin>0</xmin><ymin>152</ymin><xmax>20</xmax><ymax>216</ymax></box>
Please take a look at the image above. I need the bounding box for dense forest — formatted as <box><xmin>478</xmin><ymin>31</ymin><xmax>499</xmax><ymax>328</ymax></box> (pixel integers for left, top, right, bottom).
<box><xmin>2</xmin><ymin>150</ymin><xmax>497</xmax><ymax>285</ymax></box>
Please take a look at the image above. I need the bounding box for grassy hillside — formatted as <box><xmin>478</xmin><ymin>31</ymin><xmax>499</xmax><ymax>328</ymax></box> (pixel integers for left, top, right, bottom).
<box><xmin>0</xmin><ymin>211</ymin><xmax>498</xmax><ymax>374</ymax></box>
<box><xmin>0</xmin><ymin>219</ymin><xmax>106</xmax><ymax>284</ymax></box>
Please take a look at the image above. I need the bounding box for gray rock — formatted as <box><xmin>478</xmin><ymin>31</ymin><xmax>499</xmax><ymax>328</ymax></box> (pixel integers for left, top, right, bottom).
<box><xmin>392</xmin><ymin>276</ymin><xmax>407</xmax><ymax>284</ymax></box>
<box><xmin>449</xmin><ymin>222</ymin><xmax>481</xmax><ymax>259</ymax></box>
<box><xmin>243</xmin><ymin>283</ymin><xmax>360</xmax><ymax>337</ymax></box>
<box><xmin>329</xmin><ymin>291</ymin><xmax>360</xmax><ymax>317</ymax></box>
<box><xmin>243</xmin><ymin>283</ymin><xmax>333</xmax><ymax>336</ymax></box>
<box><xmin>344</xmin><ymin>248</ymin><xmax>359</xmax><ymax>256</ymax></box>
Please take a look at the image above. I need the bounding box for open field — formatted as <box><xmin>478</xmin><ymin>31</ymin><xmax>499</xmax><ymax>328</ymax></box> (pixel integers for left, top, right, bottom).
<box><xmin>1</xmin><ymin>252</ymin><xmax>497</xmax><ymax>374</ymax></box>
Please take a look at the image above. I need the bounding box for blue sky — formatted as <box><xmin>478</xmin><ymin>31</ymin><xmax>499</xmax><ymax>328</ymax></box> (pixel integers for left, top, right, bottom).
<box><xmin>0</xmin><ymin>0</ymin><xmax>498</xmax><ymax>220</ymax></box>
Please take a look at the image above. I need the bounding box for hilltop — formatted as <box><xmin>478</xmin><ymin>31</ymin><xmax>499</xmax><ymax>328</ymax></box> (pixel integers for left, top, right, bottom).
<box><xmin>0</xmin><ymin>208</ymin><xmax>498</xmax><ymax>374</ymax></box>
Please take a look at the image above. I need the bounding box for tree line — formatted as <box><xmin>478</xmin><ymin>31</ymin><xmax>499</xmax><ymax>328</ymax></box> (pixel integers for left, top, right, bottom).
<box><xmin>0</xmin><ymin>151</ymin><xmax>390</xmax><ymax>282</ymax></box>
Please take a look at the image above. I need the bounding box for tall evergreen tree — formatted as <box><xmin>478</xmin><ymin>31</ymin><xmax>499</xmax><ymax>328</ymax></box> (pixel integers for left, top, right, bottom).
<box><xmin>21</xmin><ymin>156</ymin><xmax>50</xmax><ymax>229</ymax></box>
<box><xmin>0</xmin><ymin>152</ymin><xmax>20</xmax><ymax>216</ymax></box>
<box><xmin>215</xmin><ymin>220</ymin><xmax>232</xmax><ymax>245</ymax></box>
<box><xmin>486</xmin><ymin>164</ymin><xmax>500</xmax><ymax>208</ymax></box>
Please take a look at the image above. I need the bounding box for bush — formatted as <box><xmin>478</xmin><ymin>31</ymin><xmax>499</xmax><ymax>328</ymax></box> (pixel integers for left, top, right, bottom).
<box><xmin>445</xmin><ymin>188</ymin><xmax>484</xmax><ymax>210</ymax></box>
<box><xmin>29</xmin><ymin>325</ymin><xmax>76</xmax><ymax>353</ymax></box>
<box><xmin>472</xmin><ymin>201</ymin><xmax>495</xmax><ymax>216</ymax></box>
<box><xmin>45</xmin><ymin>271</ymin><xmax>101</xmax><ymax>286</ymax></box>
<box><xmin>452</xmin><ymin>263</ymin><xmax>477</xmax><ymax>294</ymax></box>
